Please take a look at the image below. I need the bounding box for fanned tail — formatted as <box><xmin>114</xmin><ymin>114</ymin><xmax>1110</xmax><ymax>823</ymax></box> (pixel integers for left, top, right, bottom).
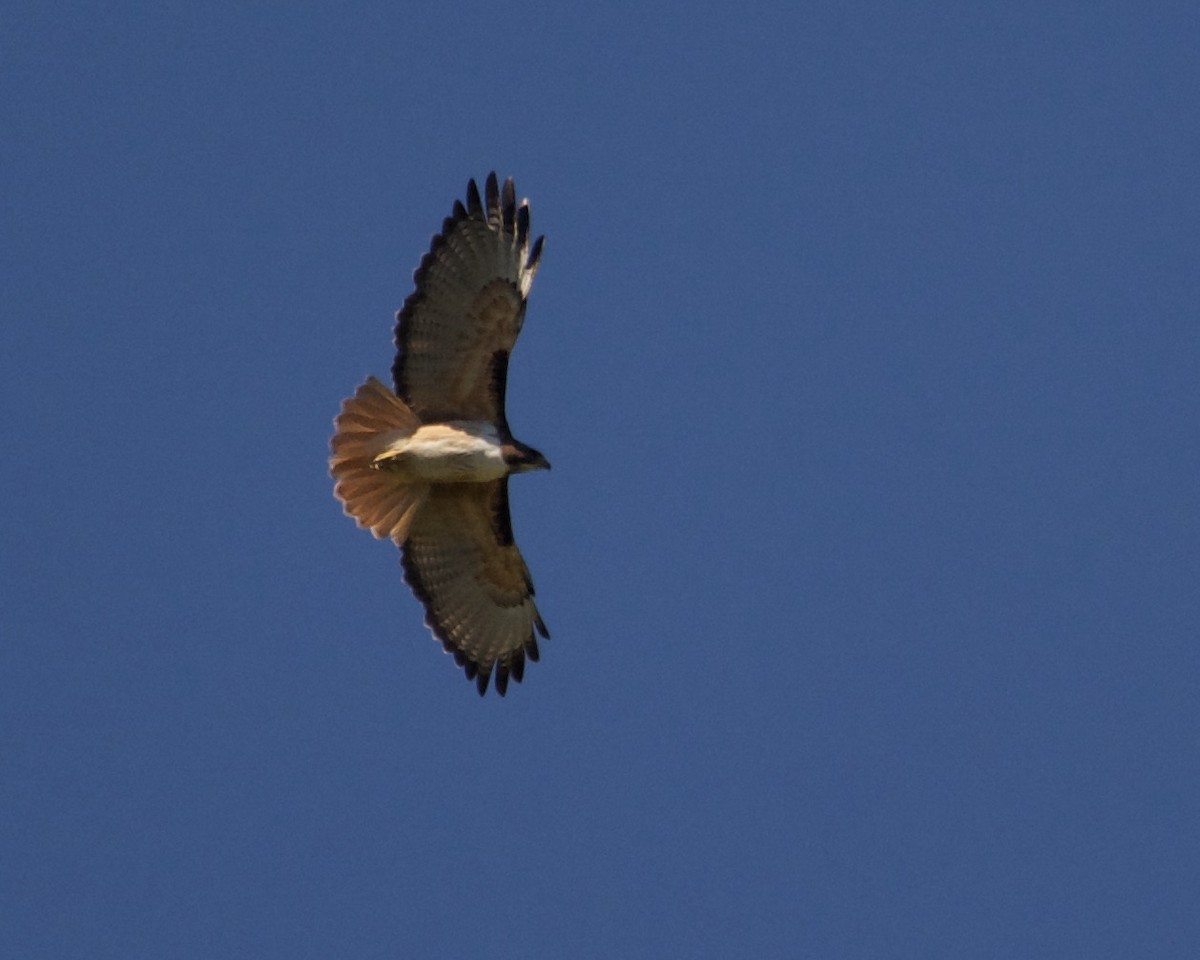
<box><xmin>330</xmin><ymin>377</ymin><xmax>427</xmax><ymax>542</ymax></box>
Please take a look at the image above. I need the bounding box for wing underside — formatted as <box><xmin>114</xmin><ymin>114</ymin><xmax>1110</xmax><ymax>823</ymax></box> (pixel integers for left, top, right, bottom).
<box><xmin>401</xmin><ymin>481</ymin><xmax>548</xmax><ymax>696</ymax></box>
<box><xmin>392</xmin><ymin>173</ymin><xmax>544</xmax><ymax>425</ymax></box>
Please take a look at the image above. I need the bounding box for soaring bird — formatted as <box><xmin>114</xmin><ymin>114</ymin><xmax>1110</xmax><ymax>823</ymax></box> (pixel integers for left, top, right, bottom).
<box><xmin>330</xmin><ymin>173</ymin><xmax>550</xmax><ymax>696</ymax></box>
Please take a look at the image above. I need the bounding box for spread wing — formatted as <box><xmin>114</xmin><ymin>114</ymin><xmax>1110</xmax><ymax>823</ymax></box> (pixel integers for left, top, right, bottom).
<box><xmin>393</xmin><ymin>172</ymin><xmax>545</xmax><ymax>425</ymax></box>
<box><xmin>401</xmin><ymin>480</ymin><xmax>549</xmax><ymax>696</ymax></box>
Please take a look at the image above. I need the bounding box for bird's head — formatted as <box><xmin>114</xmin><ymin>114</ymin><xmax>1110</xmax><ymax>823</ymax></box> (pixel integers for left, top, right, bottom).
<box><xmin>504</xmin><ymin>441</ymin><xmax>551</xmax><ymax>473</ymax></box>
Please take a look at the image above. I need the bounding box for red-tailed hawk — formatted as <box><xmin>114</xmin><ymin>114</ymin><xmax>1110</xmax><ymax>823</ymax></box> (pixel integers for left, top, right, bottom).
<box><xmin>330</xmin><ymin>173</ymin><xmax>550</xmax><ymax>696</ymax></box>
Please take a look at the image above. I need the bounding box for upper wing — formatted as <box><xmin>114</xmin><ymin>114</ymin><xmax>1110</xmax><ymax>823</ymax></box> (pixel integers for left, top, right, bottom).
<box><xmin>401</xmin><ymin>480</ymin><xmax>548</xmax><ymax>696</ymax></box>
<box><xmin>392</xmin><ymin>173</ymin><xmax>545</xmax><ymax>425</ymax></box>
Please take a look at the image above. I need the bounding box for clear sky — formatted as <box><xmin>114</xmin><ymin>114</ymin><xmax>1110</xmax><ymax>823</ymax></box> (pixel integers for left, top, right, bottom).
<box><xmin>3</xmin><ymin>3</ymin><xmax>1198</xmax><ymax>958</ymax></box>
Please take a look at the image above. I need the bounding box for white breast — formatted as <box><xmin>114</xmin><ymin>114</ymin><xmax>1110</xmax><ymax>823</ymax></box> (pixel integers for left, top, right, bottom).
<box><xmin>373</xmin><ymin>421</ymin><xmax>507</xmax><ymax>482</ymax></box>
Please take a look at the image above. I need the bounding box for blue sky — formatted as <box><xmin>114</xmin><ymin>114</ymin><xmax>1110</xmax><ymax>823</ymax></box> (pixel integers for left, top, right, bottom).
<box><xmin>3</xmin><ymin>2</ymin><xmax>1198</xmax><ymax>957</ymax></box>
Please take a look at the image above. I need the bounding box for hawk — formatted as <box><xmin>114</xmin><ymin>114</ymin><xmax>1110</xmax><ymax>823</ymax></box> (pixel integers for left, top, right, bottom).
<box><xmin>330</xmin><ymin>173</ymin><xmax>551</xmax><ymax>696</ymax></box>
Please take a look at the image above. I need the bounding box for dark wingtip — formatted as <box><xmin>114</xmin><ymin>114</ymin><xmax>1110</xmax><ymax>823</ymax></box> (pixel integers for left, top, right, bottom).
<box><xmin>475</xmin><ymin>667</ymin><xmax>491</xmax><ymax>696</ymax></box>
<box><xmin>525</xmin><ymin>635</ymin><xmax>541</xmax><ymax>662</ymax></box>
<box><xmin>501</xmin><ymin>177</ymin><xmax>517</xmax><ymax>232</ymax></box>
<box><xmin>516</xmin><ymin>203</ymin><xmax>529</xmax><ymax>247</ymax></box>
<box><xmin>485</xmin><ymin>172</ymin><xmax>500</xmax><ymax>226</ymax></box>
<box><xmin>495</xmin><ymin>662</ymin><xmax>510</xmax><ymax>696</ymax></box>
<box><xmin>527</xmin><ymin>235</ymin><xmax>544</xmax><ymax>272</ymax></box>
<box><xmin>466</xmin><ymin>178</ymin><xmax>483</xmax><ymax>216</ymax></box>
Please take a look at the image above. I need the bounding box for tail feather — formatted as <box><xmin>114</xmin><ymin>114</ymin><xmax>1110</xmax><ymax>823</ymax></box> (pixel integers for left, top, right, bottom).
<box><xmin>330</xmin><ymin>377</ymin><xmax>427</xmax><ymax>542</ymax></box>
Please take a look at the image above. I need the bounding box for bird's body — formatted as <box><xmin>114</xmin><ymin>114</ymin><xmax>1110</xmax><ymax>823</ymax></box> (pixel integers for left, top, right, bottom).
<box><xmin>330</xmin><ymin>173</ymin><xmax>551</xmax><ymax>696</ymax></box>
<box><xmin>373</xmin><ymin>422</ymin><xmax>509</xmax><ymax>483</ymax></box>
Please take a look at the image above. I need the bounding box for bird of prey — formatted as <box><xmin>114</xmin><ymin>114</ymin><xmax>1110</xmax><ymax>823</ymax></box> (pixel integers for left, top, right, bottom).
<box><xmin>330</xmin><ymin>173</ymin><xmax>551</xmax><ymax>696</ymax></box>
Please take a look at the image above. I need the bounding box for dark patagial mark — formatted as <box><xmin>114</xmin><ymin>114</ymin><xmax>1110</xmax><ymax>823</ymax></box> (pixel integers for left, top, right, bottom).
<box><xmin>489</xmin><ymin>349</ymin><xmax>512</xmax><ymax>436</ymax></box>
<box><xmin>489</xmin><ymin>479</ymin><xmax>516</xmax><ymax>547</ymax></box>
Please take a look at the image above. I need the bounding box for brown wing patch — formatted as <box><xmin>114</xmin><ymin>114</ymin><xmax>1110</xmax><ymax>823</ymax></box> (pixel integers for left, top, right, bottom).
<box><xmin>392</xmin><ymin>173</ymin><xmax>544</xmax><ymax>424</ymax></box>
<box><xmin>400</xmin><ymin>480</ymin><xmax>548</xmax><ymax>695</ymax></box>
